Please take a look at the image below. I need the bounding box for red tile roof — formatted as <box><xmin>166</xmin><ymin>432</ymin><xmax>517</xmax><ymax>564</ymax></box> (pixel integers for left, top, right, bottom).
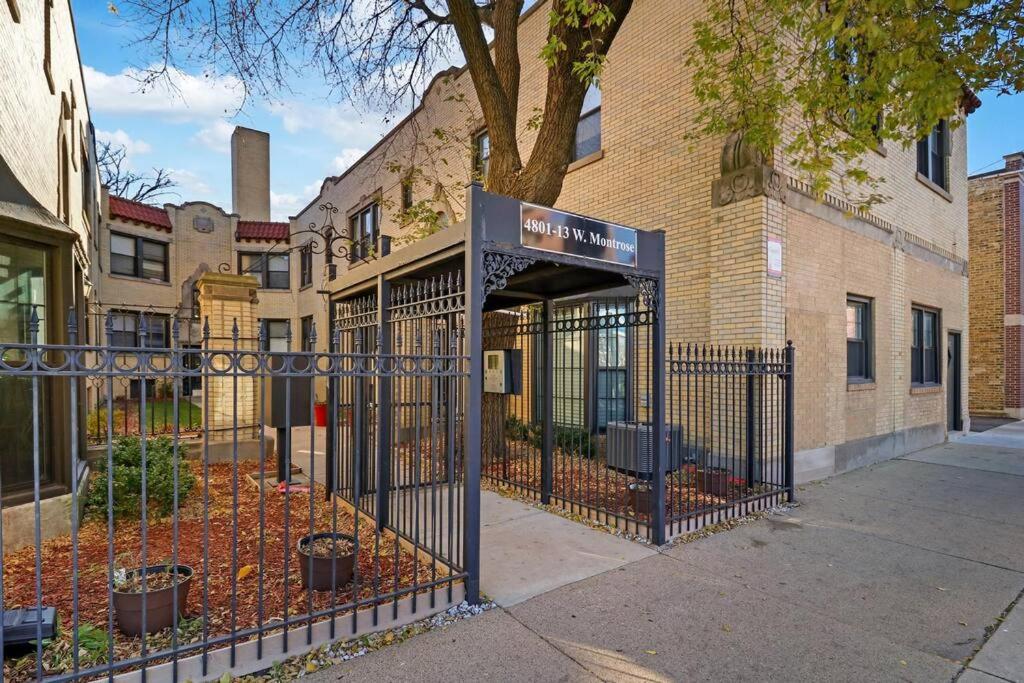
<box><xmin>236</xmin><ymin>220</ymin><xmax>289</xmax><ymax>242</ymax></box>
<box><xmin>108</xmin><ymin>196</ymin><xmax>172</xmax><ymax>231</ymax></box>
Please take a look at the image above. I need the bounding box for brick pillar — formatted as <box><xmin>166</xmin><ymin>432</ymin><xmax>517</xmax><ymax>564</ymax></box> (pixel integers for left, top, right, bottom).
<box><xmin>197</xmin><ymin>273</ymin><xmax>261</xmax><ymax>443</ymax></box>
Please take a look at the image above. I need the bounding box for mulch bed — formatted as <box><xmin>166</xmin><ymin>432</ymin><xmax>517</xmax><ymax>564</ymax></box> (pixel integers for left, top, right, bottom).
<box><xmin>483</xmin><ymin>442</ymin><xmax>749</xmax><ymax>520</ymax></box>
<box><xmin>1</xmin><ymin>460</ymin><xmax>443</xmax><ymax>681</ymax></box>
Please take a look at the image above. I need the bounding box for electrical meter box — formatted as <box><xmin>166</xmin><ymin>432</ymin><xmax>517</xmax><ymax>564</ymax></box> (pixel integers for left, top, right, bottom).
<box><xmin>262</xmin><ymin>355</ymin><xmax>313</xmax><ymax>427</ymax></box>
<box><xmin>483</xmin><ymin>349</ymin><xmax>522</xmax><ymax>394</ymax></box>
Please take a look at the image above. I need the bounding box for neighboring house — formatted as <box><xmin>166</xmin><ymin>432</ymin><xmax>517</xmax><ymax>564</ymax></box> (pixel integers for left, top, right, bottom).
<box><xmin>94</xmin><ymin>127</ymin><xmax>307</xmax><ymax>365</ymax></box>
<box><xmin>967</xmin><ymin>152</ymin><xmax>1024</xmax><ymax>419</ymax></box>
<box><xmin>0</xmin><ymin>0</ymin><xmax>100</xmax><ymax>543</ymax></box>
<box><xmin>292</xmin><ymin>0</ymin><xmax>972</xmax><ymax>483</ymax></box>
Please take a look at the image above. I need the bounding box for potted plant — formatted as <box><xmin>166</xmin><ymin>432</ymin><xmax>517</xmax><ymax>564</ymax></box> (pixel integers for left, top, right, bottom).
<box><xmin>696</xmin><ymin>466</ymin><xmax>731</xmax><ymax>498</ymax></box>
<box><xmin>112</xmin><ymin>564</ymin><xmax>194</xmax><ymax>636</ymax></box>
<box><xmin>297</xmin><ymin>532</ymin><xmax>356</xmax><ymax>591</ymax></box>
<box><xmin>627</xmin><ymin>481</ymin><xmax>654</xmax><ymax>516</ymax></box>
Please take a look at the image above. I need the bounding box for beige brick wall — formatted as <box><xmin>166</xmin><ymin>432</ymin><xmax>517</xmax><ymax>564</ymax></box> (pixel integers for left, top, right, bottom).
<box><xmin>96</xmin><ymin>196</ymin><xmax>305</xmax><ymax>346</ymax></box>
<box><xmin>1</xmin><ymin>0</ymin><xmax>99</xmax><ymax>261</ymax></box>
<box><xmin>289</xmin><ymin>0</ymin><xmax>968</xmax><ymax>457</ymax></box>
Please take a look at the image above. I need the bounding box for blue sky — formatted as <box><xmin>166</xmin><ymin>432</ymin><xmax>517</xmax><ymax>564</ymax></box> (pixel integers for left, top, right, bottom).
<box><xmin>72</xmin><ymin>3</ymin><xmax>1024</xmax><ymax>220</ymax></box>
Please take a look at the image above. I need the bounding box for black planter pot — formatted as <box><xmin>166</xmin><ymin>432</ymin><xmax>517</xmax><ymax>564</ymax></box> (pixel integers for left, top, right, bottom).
<box><xmin>112</xmin><ymin>565</ymin><xmax>193</xmax><ymax>637</ymax></box>
<box><xmin>297</xmin><ymin>532</ymin><xmax>356</xmax><ymax>591</ymax></box>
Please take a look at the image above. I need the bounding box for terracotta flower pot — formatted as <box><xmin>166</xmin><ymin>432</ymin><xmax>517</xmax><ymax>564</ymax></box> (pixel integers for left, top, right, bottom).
<box><xmin>113</xmin><ymin>565</ymin><xmax>193</xmax><ymax>637</ymax></box>
<box><xmin>696</xmin><ymin>467</ymin><xmax>731</xmax><ymax>498</ymax></box>
<box><xmin>297</xmin><ymin>532</ymin><xmax>356</xmax><ymax>591</ymax></box>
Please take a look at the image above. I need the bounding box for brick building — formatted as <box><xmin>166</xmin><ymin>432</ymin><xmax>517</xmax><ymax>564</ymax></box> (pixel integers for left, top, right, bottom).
<box><xmin>968</xmin><ymin>152</ymin><xmax>1024</xmax><ymax>418</ymax></box>
<box><xmin>1</xmin><ymin>1</ymin><xmax>100</xmax><ymax>537</ymax></box>
<box><xmin>94</xmin><ymin>127</ymin><xmax>303</xmax><ymax>358</ymax></box>
<box><xmin>290</xmin><ymin>0</ymin><xmax>972</xmax><ymax>482</ymax></box>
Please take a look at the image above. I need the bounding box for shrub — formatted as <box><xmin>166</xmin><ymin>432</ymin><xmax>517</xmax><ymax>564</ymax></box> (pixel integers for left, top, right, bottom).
<box><xmin>504</xmin><ymin>415</ymin><xmax>596</xmax><ymax>457</ymax></box>
<box><xmin>85</xmin><ymin>436</ymin><xmax>196</xmax><ymax>519</ymax></box>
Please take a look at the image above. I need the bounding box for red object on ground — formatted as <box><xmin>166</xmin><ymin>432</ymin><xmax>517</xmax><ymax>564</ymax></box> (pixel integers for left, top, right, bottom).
<box><xmin>276</xmin><ymin>481</ymin><xmax>310</xmax><ymax>494</ymax></box>
<box><xmin>314</xmin><ymin>402</ymin><xmax>327</xmax><ymax>427</ymax></box>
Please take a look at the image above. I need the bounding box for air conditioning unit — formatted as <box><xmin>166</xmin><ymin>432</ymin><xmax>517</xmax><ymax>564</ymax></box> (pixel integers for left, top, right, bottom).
<box><xmin>605</xmin><ymin>421</ymin><xmax>690</xmax><ymax>478</ymax></box>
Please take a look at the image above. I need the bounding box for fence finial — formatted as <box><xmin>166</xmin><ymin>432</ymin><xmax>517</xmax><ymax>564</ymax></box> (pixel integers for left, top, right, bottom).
<box><xmin>202</xmin><ymin>316</ymin><xmax>211</xmax><ymax>342</ymax></box>
<box><xmin>309</xmin><ymin>320</ymin><xmax>318</xmax><ymax>347</ymax></box>
<box><xmin>231</xmin><ymin>318</ymin><xmax>240</xmax><ymax>343</ymax></box>
<box><xmin>104</xmin><ymin>310</ymin><xmax>114</xmax><ymax>345</ymax></box>
<box><xmin>138</xmin><ymin>311</ymin><xmax>148</xmax><ymax>347</ymax></box>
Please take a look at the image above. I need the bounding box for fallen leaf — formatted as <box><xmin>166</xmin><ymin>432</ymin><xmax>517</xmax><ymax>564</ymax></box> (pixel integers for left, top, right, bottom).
<box><xmin>722</xmin><ymin>625</ymin><xmax>732</xmax><ymax>633</ymax></box>
<box><xmin>236</xmin><ymin>565</ymin><xmax>255</xmax><ymax>581</ymax></box>
<box><xmin>644</xmin><ymin>649</ymin><xmax>657</xmax><ymax>655</ymax></box>
<box><xmin>936</xmin><ymin>587</ymin><xmax>947</xmax><ymax>592</ymax></box>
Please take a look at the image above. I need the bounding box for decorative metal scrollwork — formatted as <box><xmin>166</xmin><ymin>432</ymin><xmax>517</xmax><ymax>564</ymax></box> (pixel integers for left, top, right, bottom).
<box><xmin>481</xmin><ymin>251</ymin><xmax>537</xmax><ymax>303</ymax></box>
<box><xmin>625</xmin><ymin>274</ymin><xmax>660</xmax><ymax>312</ymax></box>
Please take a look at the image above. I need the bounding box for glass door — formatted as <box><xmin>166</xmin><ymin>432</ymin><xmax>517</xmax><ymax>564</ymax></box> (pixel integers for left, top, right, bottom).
<box><xmin>0</xmin><ymin>236</ymin><xmax>50</xmax><ymax>493</ymax></box>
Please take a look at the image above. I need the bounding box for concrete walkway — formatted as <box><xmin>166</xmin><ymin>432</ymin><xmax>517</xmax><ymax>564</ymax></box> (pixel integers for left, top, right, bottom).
<box><xmin>303</xmin><ymin>431</ymin><xmax>1024</xmax><ymax>682</ymax></box>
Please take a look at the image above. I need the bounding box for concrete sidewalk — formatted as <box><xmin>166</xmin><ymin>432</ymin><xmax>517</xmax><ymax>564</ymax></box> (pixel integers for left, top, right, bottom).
<box><xmin>305</xmin><ymin>436</ymin><xmax>1024</xmax><ymax>682</ymax></box>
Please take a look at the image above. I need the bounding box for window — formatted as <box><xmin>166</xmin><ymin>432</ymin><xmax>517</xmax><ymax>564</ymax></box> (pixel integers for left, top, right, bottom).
<box><xmin>573</xmin><ymin>84</ymin><xmax>602</xmax><ymax>161</ymax></box>
<box><xmin>109</xmin><ymin>311</ymin><xmax>169</xmax><ymax>348</ymax></box>
<box><xmin>594</xmin><ymin>302</ymin><xmax>628</xmax><ymax>429</ymax></box>
<box><xmin>911</xmin><ymin>306</ymin><xmax>940</xmax><ymax>385</ymax></box>
<box><xmin>261</xmin><ymin>319</ymin><xmax>290</xmax><ymax>352</ymax></box>
<box><xmin>43</xmin><ymin>0</ymin><xmax>53</xmax><ymax>92</ymax></box>
<box><xmin>240</xmin><ymin>252</ymin><xmax>290</xmax><ymax>289</ymax></box>
<box><xmin>401</xmin><ymin>178</ymin><xmax>414</xmax><ymax>211</ymax></box>
<box><xmin>348</xmin><ymin>202</ymin><xmax>379</xmax><ymax>261</ymax></box>
<box><xmin>81</xmin><ymin>147</ymin><xmax>92</xmax><ymax>227</ymax></box>
<box><xmin>846</xmin><ymin>296</ymin><xmax>872</xmax><ymax>381</ymax></box>
<box><xmin>110</xmin><ymin>232</ymin><xmax>168</xmax><ymax>281</ymax></box>
<box><xmin>300</xmin><ymin>315</ymin><xmax>314</xmax><ymax>352</ymax></box>
<box><xmin>473</xmin><ymin>130</ymin><xmax>490</xmax><ymax>180</ymax></box>
<box><xmin>191</xmin><ymin>283</ymin><xmax>201</xmax><ymax>320</ymax></box>
<box><xmin>917</xmin><ymin>120</ymin><xmax>950</xmax><ymax>190</ymax></box>
<box><xmin>299</xmin><ymin>244</ymin><xmax>313</xmax><ymax>288</ymax></box>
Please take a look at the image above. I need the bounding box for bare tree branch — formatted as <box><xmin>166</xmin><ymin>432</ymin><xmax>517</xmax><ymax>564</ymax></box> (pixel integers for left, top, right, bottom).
<box><xmin>97</xmin><ymin>141</ymin><xmax>178</xmax><ymax>203</ymax></box>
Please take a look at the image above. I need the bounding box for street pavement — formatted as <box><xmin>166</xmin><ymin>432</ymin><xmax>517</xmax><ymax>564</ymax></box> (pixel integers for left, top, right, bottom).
<box><xmin>302</xmin><ymin>425</ymin><xmax>1024</xmax><ymax>682</ymax></box>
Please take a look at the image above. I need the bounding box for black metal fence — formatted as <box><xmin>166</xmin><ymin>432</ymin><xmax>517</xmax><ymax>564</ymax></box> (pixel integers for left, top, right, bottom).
<box><xmin>665</xmin><ymin>343</ymin><xmax>794</xmax><ymax>537</ymax></box>
<box><xmin>480</xmin><ymin>295</ymin><xmax>794</xmax><ymax>542</ymax></box>
<box><xmin>0</xmin><ymin>309</ymin><xmax>467</xmax><ymax>683</ymax></box>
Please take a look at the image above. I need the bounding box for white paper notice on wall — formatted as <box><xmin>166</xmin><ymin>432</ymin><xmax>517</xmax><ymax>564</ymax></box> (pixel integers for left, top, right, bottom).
<box><xmin>767</xmin><ymin>237</ymin><xmax>783</xmax><ymax>278</ymax></box>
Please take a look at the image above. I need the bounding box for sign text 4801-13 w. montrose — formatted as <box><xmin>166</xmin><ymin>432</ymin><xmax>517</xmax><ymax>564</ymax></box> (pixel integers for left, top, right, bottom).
<box><xmin>520</xmin><ymin>202</ymin><xmax>637</xmax><ymax>267</ymax></box>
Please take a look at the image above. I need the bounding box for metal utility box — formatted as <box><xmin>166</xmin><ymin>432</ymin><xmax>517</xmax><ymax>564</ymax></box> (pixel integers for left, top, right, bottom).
<box><xmin>605</xmin><ymin>421</ymin><xmax>688</xmax><ymax>478</ymax></box>
<box><xmin>262</xmin><ymin>355</ymin><xmax>313</xmax><ymax>428</ymax></box>
<box><xmin>483</xmin><ymin>349</ymin><xmax>522</xmax><ymax>394</ymax></box>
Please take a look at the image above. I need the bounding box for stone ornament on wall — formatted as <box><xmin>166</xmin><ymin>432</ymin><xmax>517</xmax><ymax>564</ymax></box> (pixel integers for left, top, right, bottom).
<box><xmin>711</xmin><ymin>131</ymin><xmax>787</xmax><ymax>207</ymax></box>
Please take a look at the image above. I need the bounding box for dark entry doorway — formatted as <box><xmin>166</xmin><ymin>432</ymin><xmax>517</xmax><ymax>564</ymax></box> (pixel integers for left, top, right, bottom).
<box><xmin>947</xmin><ymin>331</ymin><xmax>962</xmax><ymax>431</ymax></box>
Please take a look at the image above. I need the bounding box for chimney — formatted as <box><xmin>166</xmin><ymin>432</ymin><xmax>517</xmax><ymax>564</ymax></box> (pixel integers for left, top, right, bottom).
<box><xmin>231</xmin><ymin>126</ymin><xmax>271</xmax><ymax>221</ymax></box>
<box><xmin>1005</xmin><ymin>152</ymin><xmax>1024</xmax><ymax>173</ymax></box>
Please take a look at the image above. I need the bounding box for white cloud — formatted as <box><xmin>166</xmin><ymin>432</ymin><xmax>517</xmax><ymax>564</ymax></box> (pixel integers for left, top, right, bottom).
<box><xmin>95</xmin><ymin>128</ymin><xmax>151</xmax><ymax>165</ymax></box>
<box><xmin>167</xmin><ymin>168</ymin><xmax>213</xmax><ymax>197</ymax></box>
<box><xmin>332</xmin><ymin>148</ymin><xmax>367</xmax><ymax>174</ymax></box>
<box><xmin>270</xmin><ymin>191</ymin><xmax>303</xmax><ymax>221</ymax></box>
<box><xmin>192</xmin><ymin>120</ymin><xmax>235</xmax><ymax>154</ymax></box>
<box><xmin>84</xmin><ymin>65</ymin><xmax>245</xmax><ymax>123</ymax></box>
<box><xmin>265</xmin><ymin>100</ymin><xmax>386</xmax><ymax>147</ymax></box>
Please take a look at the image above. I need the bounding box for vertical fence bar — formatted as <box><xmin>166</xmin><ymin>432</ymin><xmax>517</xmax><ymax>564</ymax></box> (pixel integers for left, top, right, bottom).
<box><xmin>376</xmin><ymin>275</ymin><xmax>392</xmax><ymax>528</ymax></box>
<box><xmin>463</xmin><ymin>185</ymin><xmax>483</xmax><ymax>604</ymax></box>
<box><xmin>650</xmin><ymin>285</ymin><xmax>666</xmax><ymax>545</ymax></box>
<box><xmin>541</xmin><ymin>300</ymin><xmax>553</xmax><ymax>504</ymax></box>
<box><xmin>784</xmin><ymin>341</ymin><xmax>796</xmax><ymax>503</ymax></box>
